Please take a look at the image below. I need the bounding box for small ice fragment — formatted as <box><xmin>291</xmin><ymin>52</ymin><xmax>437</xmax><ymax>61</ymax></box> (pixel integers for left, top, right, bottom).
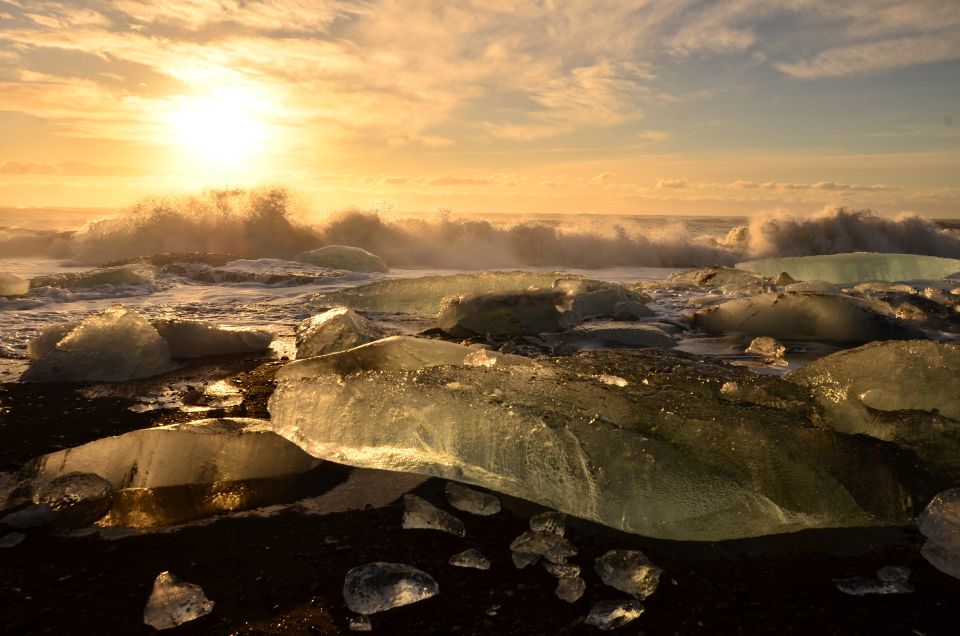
<box><xmin>509</xmin><ymin>530</ymin><xmax>576</xmax><ymax>564</ymax></box>
<box><xmin>2</xmin><ymin>504</ymin><xmax>57</xmax><ymax>528</ymax></box>
<box><xmin>876</xmin><ymin>566</ymin><xmax>911</xmax><ymax>583</ymax></box>
<box><xmin>0</xmin><ymin>532</ymin><xmax>26</xmax><ymax>548</ymax></box>
<box><xmin>343</xmin><ymin>562</ymin><xmax>438</xmax><ymax>614</ymax></box>
<box><xmin>745</xmin><ymin>336</ymin><xmax>786</xmax><ymax>360</ymax></box>
<box><xmin>598</xmin><ymin>375</ymin><xmax>628</xmax><ymax>387</ymax></box>
<box><xmin>833</xmin><ymin>576</ymin><xmax>913</xmax><ymax>595</ymax></box>
<box><xmin>445</xmin><ymin>482</ymin><xmax>501</xmax><ymax>516</ymax></box>
<box><xmin>348</xmin><ymin>615</ymin><xmax>373</xmax><ymax>631</ymax></box>
<box><xmin>512</xmin><ymin>552</ymin><xmax>539</xmax><ymax>569</ymax></box>
<box><xmin>544</xmin><ymin>562</ymin><xmax>580</xmax><ymax>578</ymax></box>
<box><xmin>449</xmin><ymin>548</ymin><xmax>491</xmax><ymax>570</ymax></box>
<box><xmin>143</xmin><ymin>571</ymin><xmax>214</xmax><ymax>630</ymax></box>
<box><xmin>585</xmin><ymin>599</ymin><xmax>645</xmax><ymax>631</ymax></box>
<box><xmin>594</xmin><ymin>550</ymin><xmax>662</xmax><ymax>599</ymax></box>
<box><xmin>530</xmin><ymin>511</ymin><xmax>566</xmax><ymax>536</ymax></box>
<box><xmin>917</xmin><ymin>488</ymin><xmax>960</xmax><ymax>579</ymax></box>
<box><xmin>34</xmin><ymin>472</ymin><xmax>113</xmax><ymax>527</ymax></box>
<box><xmin>402</xmin><ymin>494</ymin><xmax>465</xmax><ymax>537</ymax></box>
<box><xmin>555</xmin><ymin>576</ymin><xmax>586</xmax><ymax>603</ymax></box>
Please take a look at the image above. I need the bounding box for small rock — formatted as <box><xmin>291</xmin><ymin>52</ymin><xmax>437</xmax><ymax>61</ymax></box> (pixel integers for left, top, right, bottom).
<box><xmin>510</xmin><ymin>530</ymin><xmax>576</xmax><ymax>564</ymax></box>
<box><xmin>512</xmin><ymin>552</ymin><xmax>540</xmax><ymax>569</ymax></box>
<box><xmin>544</xmin><ymin>562</ymin><xmax>581</xmax><ymax>579</ymax></box>
<box><xmin>529</xmin><ymin>511</ymin><xmax>566</xmax><ymax>536</ymax></box>
<box><xmin>745</xmin><ymin>336</ymin><xmax>786</xmax><ymax>360</ymax></box>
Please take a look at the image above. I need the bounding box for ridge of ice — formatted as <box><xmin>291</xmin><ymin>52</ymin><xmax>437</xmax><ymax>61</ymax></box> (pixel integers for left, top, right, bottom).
<box><xmin>737</xmin><ymin>252</ymin><xmax>960</xmax><ymax>284</ymax></box>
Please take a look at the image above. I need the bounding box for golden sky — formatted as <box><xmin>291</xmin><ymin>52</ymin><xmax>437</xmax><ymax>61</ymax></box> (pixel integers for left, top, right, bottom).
<box><xmin>1</xmin><ymin>1</ymin><xmax>958</xmax><ymax>216</ymax></box>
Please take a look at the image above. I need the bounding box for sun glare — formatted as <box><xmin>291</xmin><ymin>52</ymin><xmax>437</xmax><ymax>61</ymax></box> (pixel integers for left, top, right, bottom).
<box><xmin>168</xmin><ymin>87</ymin><xmax>271</xmax><ymax>172</ymax></box>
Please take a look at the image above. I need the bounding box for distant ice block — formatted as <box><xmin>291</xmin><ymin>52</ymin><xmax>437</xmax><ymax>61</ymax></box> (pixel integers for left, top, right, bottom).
<box><xmin>788</xmin><ymin>341</ymin><xmax>960</xmax><ymax>477</ymax></box>
<box><xmin>594</xmin><ymin>550</ymin><xmax>662</xmax><ymax>599</ymax></box>
<box><xmin>343</xmin><ymin>563</ymin><xmax>439</xmax><ymax>614</ymax></box>
<box><xmin>445</xmin><ymin>482</ymin><xmax>501</xmax><ymax>516</ymax></box>
<box><xmin>402</xmin><ymin>494</ymin><xmax>465</xmax><ymax>537</ymax></box>
<box><xmin>295</xmin><ymin>308</ymin><xmax>386</xmax><ymax>359</ymax></box>
<box><xmin>0</xmin><ymin>273</ymin><xmax>29</xmax><ymax>297</ymax></box>
<box><xmin>918</xmin><ymin>488</ymin><xmax>960</xmax><ymax>580</ymax></box>
<box><xmin>555</xmin><ymin>576</ymin><xmax>586</xmax><ymax>603</ymax></box>
<box><xmin>438</xmin><ymin>289</ymin><xmax>569</xmax><ymax>337</ymax></box>
<box><xmin>585</xmin><ymin>600</ymin><xmax>645</xmax><ymax>631</ymax></box>
<box><xmin>152</xmin><ymin>319</ymin><xmax>273</xmax><ymax>357</ymax></box>
<box><xmin>737</xmin><ymin>252</ymin><xmax>960</xmax><ymax>284</ymax></box>
<box><xmin>267</xmin><ymin>340</ymin><xmax>925</xmax><ymax>541</ymax></box>
<box><xmin>553</xmin><ymin>279</ymin><xmax>653</xmax><ymax>320</ymax></box>
<box><xmin>691</xmin><ymin>291</ymin><xmax>920</xmax><ymax>343</ymax></box>
<box><xmin>143</xmin><ymin>571</ymin><xmax>214</xmax><ymax>630</ymax></box>
<box><xmin>21</xmin><ymin>305</ymin><xmax>174</xmax><ymax>382</ymax></box>
<box><xmin>297</xmin><ymin>245</ymin><xmax>389</xmax><ymax>273</ymax></box>
<box><xmin>31</xmin><ymin>263</ymin><xmax>155</xmax><ymax>290</ymax></box>
<box><xmin>449</xmin><ymin>548</ymin><xmax>491</xmax><ymax>570</ymax></box>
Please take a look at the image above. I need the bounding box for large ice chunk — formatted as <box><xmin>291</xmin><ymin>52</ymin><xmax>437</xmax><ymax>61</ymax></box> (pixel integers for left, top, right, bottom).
<box><xmin>0</xmin><ymin>273</ymin><xmax>29</xmax><ymax>297</ymax></box>
<box><xmin>438</xmin><ymin>289</ymin><xmax>569</xmax><ymax>336</ymax></box>
<box><xmin>143</xmin><ymin>571</ymin><xmax>214</xmax><ymax>630</ymax></box>
<box><xmin>788</xmin><ymin>341</ymin><xmax>960</xmax><ymax>477</ymax></box>
<box><xmin>343</xmin><ymin>563</ymin><xmax>438</xmax><ymax>614</ymax></box>
<box><xmin>31</xmin><ymin>263</ymin><xmax>156</xmax><ymax>289</ymax></box>
<box><xmin>737</xmin><ymin>252</ymin><xmax>960</xmax><ymax>284</ymax></box>
<box><xmin>21</xmin><ymin>305</ymin><xmax>173</xmax><ymax>382</ymax></box>
<box><xmin>918</xmin><ymin>489</ymin><xmax>960</xmax><ymax>580</ymax></box>
<box><xmin>297</xmin><ymin>245</ymin><xmax>389</xmax><ymax>273</ymax></box>
<box><xmin>152</xmin><ymin>319</ymin><xmax>273</xmax><ymax>357</ymax></box>
<box><xmin>267</xmin><ymin>342</ymin><xmax>925</xmax><ymax>541</ymax></box>
<box><xmin>691</xmin><ymin>291</ymin><xmax>919</xmax><ymax>343</ymax></box>
<box><xmin>295</xmin><ymin>308</ymin><xmax>385</xmax><ymax>359</ymax></box>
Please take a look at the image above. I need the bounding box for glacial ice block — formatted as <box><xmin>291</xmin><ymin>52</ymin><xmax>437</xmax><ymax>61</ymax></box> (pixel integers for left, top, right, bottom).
<box><xmin>691</xmin><ymin>291</ymin><xmax>920</xmax><ymax>343</ymax></box>
<box><xmin>297</xmin><ymin>245</ymin><xmax>389</xmax><ymax>273</ymax></box>
<box><xmin>788</xmin><ymin>341</ymin><xmax>960</xmax><ymax>478</ymax></box>
<box><xmin>438</xmin><ymin>289</ymin><xmax>569</xmax><ymax>337</ymax></box>
<box><xmin>21</xmin><ymin>305</ymin><xmax>173</xmax><ymax>382</ymax></box>
<box><xmin>0</xmin><ymin>273</ymin><xmax>29</xmax><ymax>297</ymax></box>
<box><xmin>267</xmin><ymin>341</ymin><xmax>927</xmax><ymax>541</ymax></box>
<box><xmin>295</xmin><ymin>307</ymin><xmax>385</xmax><ymax>359</ymax></box>
<box><xmin>152</xmin><ymin>319</ymin><xmax>273</xmax><ymax>357</ymax></box>
<box><xmin>737</xmin><ymin>252</ymin><xmax>960</xmax><ymax>285</ymax></box>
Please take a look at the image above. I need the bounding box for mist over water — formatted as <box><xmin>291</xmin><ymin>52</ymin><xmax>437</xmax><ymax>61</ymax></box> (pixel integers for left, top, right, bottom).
<box><xmin>3</xmin><ymin>188</ymin><xmax>959</xmax><ymax>268</ymax></box>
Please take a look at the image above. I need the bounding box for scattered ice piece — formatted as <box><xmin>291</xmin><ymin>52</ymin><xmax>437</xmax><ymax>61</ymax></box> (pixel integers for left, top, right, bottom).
<box><xmin>22</xmin><ymin>305</ymin><xmax>174</xmax><ymax>382</ymax></box>
<box><xmin>437</xmin><ymin>289</ymin><xmax>569</xmax><ymax>337</ymax></box>
<box><xmin>0</xmin><ymin>532</ymin><xmax>26</xmax><ymax>548</ymax></box>
<box><xmin>0</xmin><ymin>273</ymin><xmax>29</xmax><ymax>297</ymax></box>
<box><xmin>152</xmin><ymin>319</ymin><xmax>272</xmax><ymax>357</ymax></box>
<box><xmin>833</xmin><ymin>576</ymin><xmax>913</xmax><ymax>595</ymax></box>
<box><xmin>510</xmin><ymin>530</ymin><xmax>576</xmax><ymax>564</ymax></box>
<box><xmin>33</xmin><ymin>472</ymin><xmax>113</xmax><ymax>527</ymax></box>
<box><xmin>348</xmin><ymin>614</ymin><xmax>373</xmax><ymax>631</ymax></box>
<box><xmin>737</xmin><ymin>252</ymin><xmax>960</xmax><ymax>284</ymax></box>
<box><xmin>918</xmin><ymin>488</ymin><xmax>960</xmax><ymax>579</ymax></box>
<box><xmin>555</xmin><ymin>576</ymin><xmax>586</xmax><ymax>603</ymax></box>
<box><xmin>529</xmin><ymin>511</ymin><xmax>566</xmax><ymax>536</ymax></box>
<box><xmin>876</xmin><ymin>566</ymin><xmax>912</xmax><ymax>583</ymax></box>
<box><xmin>511</xmin><ymin>552</ymin><xmax>540</xmax><ymax>569</ymax></box>
<box><xmin>295</xmin><ymin>307</ymin><xmax>385</xmax><ymax>359</ymax></box>
<box><xmin>585</xmin><ymin>599</ymin><xmax>645</xmax><ymax>631</ymax></box>
<box><xmin>1</xmin><ymin>504</ymin><xmax>57</xmax><ymax>528</ymax></box>
<box><xmin>544</xmin><ymin>562</ymin><xmax>580</xmax><ymax>578</ymax></box>
<box><xmin>594</xmin><ymin>550</ymin><xmax>662</xmax><ymax>599</ymax></box>
<box><xmin>402</xmin><ymin>494</ymin><xmax>465</xmax><ymax>537</ymax></box>
<box><xmin>297</xmin><ymin>245</ymin><xmax>389</xmax><ymax>273</ymax></box>
<box><xmin>343</xmin><ymin>562</ymin><xmax>439</xmax><ymax>614</ymax></box>
<box><xmin>143</xmin><ymin>571</ymin><xmax>215</xmax><ymax>630</ymax></box>
<box><xmin>745</xmin><ymin>336</ymin><xmax>786</xmax><ymax>360</ymax></box>
<box><xmin>449</xmin><ymin>548</ymin><xmax>491</xmax><ymax>570</ymax></box>
<box><xmin>444</xmin><ymin>482</ymin><xmax>501</xmax><ymax>516</ymax></box>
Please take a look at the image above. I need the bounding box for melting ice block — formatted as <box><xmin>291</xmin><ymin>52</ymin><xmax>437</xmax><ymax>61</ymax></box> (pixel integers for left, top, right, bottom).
<box><xmin>267</xmin><ymin>339</ymin><xmax>928</xmax><ymax>541</ymax></box>
<box><xmin>0</xmin><ymin>273</ymin><xmax>29</xmax><ymax>297</ymax></box>
<box><xmin>788</xmin><ymin>341</ymin><xmax>960</xmax><ymax>477</ymax></box>
<box><xmin>586</xmin><ymin>600</ymin><xmax>645</xmax><ymax>631</ymax></box>
<box><xmin>918</xmin><ymin>488</ymin><xmax>960</xmax><ymax>580</ymax></box>
<box><xmin>402</xmin><ymin>494</ymin><xmax>465</xmax><ymax>537</ymax></box>
<box><xmin>297</xmin><ymin>245</ymin><xmax>389</xmax><ymax>273</ymax></box>
<box><xmin>691</xmin><ymin>291</ymin><xmax>919</xmax><ymax>343</ymax></box>
<box><xmin>21</xmin><ymin>305</ymin><xmax>173</xmax><ymax>382</ymax></box>
<box><xmin>594</xmin><ymin>550</ymin><xmax>662</xmax><ymax>599</ymax></box>
<box><xmin>143</xmin><ymin>571</ymin><xmax>214</xmax><ymax>630</ymax></box>
<box><xmin>343</xmin><ymin>563</ymin><xmax>438</xmax><ymax>614</ymax></box>
<box><xmin>445</xmin><ymin>482</ymin><xmax>500</xmax><ymax>516</ymax></box>
<box><xmin>737</xmin><ymin>252</ymin><xmax>960</xmax><ymax>285</ymax></box>
<box><xmin>152</xmin><ymin>319</ymin><xmax>272</xmax><ymax>357</ymax></box>
<box><xmin>438</xmin><ymin>289</ymin><xmax>569</xmax><ymax>337</ymax></box>
<box><xmin>295</xmin><ymin>307</ymin><xmax>385</xmax><ymax>359</ymax></box>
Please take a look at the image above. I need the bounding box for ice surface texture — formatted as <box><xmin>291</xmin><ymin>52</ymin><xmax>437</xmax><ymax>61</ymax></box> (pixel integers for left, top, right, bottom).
<box><xmin>918</xmin><ymin>488</ymin><xmax>960</xmax><ymax>580</ymax></box>
<box><xmin>295</xmin><ymin>307</ymin><xmax>385</xmax><ymax>359</ymax></box>
<box><xmin>297</xmin><ymin>245</ymin><xmax>389</xmax><ymax>273</ymax></box>
<box><xmin>438</xmin><ymin>289</ymin><xmax>568</xmax><ymax>336</ymax></box>
<box><xmin>268</xmin><ymin>337</ymin><xmax>928</xmax><ymax>541</ymax></box>
<box><xmin>737</xmin><ymin>252</ymin><xmax>960</xmax><ymax>284</ymax></box>
<box><xmin>343</xmin><ymin>562</ymin><xmax>438</xmax><ymax>614</ymax></box>
<box><xmin>143</xmin><ymin>571</ymin><xmax>214</xmax><ymax>630</ymax></box>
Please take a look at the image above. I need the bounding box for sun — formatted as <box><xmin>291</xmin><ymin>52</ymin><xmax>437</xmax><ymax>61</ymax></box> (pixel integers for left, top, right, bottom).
<box><xmin>168</xmin><ymin>87</ymin><xmax>270</xmax><ymax>171</ymax></box>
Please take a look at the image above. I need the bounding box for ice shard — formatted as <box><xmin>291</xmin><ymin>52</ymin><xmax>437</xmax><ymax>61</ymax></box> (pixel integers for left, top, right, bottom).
<box><xmin>295</xmin><ymin>308</ymin><xmax>386</xmax><ymax>359</ymax></box>
<box><xmin>297</xmin><ymin>245</ymin><xmax>389</xmax><ymax>273</ymax></box>
<box><xmin>343</xmin><ymin>563</ymin><xmax>439</xmax><ymax>614</ymax></box>
<box><xmin>152</xmin><ymin>319</ymin><xmax>273</xmax><ymax>357</ymax></box>
<box><xmin>737</xmin><ymin>252</ymin><xmax>960</xmax><ymax>284</ymax></box>
<box><xmin>143</xmin><ymin>571</ymin><xmax>214</xmax><ymax>630</ymax></box>
<box><xmin>268</xmin><ymin>340</ymin><xmax>929</xmax><ymax>541</ymax></box>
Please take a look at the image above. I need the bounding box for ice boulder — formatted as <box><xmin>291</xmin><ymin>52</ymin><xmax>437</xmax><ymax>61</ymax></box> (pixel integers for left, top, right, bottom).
<box><xmin>27</xmin><ymin>321</ymin><xmax>78</xmax><ymax>360</ymax></box>
<box><xmin>691</xmin><ymin>291</ymin><xmax>920</xmax><ymax>343</ymax></box>
<box><xmin>438</xmin><ymin>289</ymin><xmax>570</xmax><ymax>337</ymax></box>
<box><xmin>21</xmin><ymin>305</ymin><xmax>174</xmax><ymax>382</ymax></box>
<box><xmin>554</xmin><ymin>279</ymin><xmax>654</xmax><ymax>319</ymax></box>
<box><xmin>143</xmin><ymin>571</ymin><xmax>214</xmax><ymax>630</ymax></box>
<box><xmin>295</xmin><ymin>307</ymin><xmax>385</xmax><ymax>359</ymax></box>
<box><xmin>298</xmin><ymin>245</ymin><xmax>389</xmax><ymax>273</ymax></box>
<box><xmin>343</xmin><ymin>562</ymin><xmax>438</xmax><ymax>614</ymax></box>
<box><xmin>152</xmin><ymin>319</ymin><xmax>273</xmax><ymax>357</ymax></box>
<box><xmin>788</xmin><ymin>341</ymin><xmax>960</xmax><ymax>477</ymax></box>
<box><xmin>918</xmin><ymin>488</ymin><xmax>960</xmax><ymax>580</ymax></box>
<box><xmin>267</xmin><ymin>342</ymin><xmax>927</xmax><ymax>541</ymax></box>
<box><xmin>737</xmin><ymin>252</ymin><xmax>960</xmax><ymax>285</ymax></box>
<box><xmin>0</xmin><ymin>273</ymin><xmax>29</xmax><ymax>297</ymax></box>
<box><xmin>30</xmin><ymin>263</ymin><xmax>155</xmax><ymax>289</ymax></box>
<box><xmin>542</xmin><ymin>322</ymin><xmax>675</xmax><ymax>350</ymax></box>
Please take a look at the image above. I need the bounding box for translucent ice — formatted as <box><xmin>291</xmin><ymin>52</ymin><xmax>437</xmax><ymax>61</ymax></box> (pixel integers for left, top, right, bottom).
<box><xmin>296</xmin><ymin>308</ymin><xmax>386</xmax><ymax>359</ymax></box>
<box><xmin>509</xmin><ymin>530</ymin><xmax>576</xmax><ymax>564</ymax></box>
<box><xmin>0</xmin><ymin>273</ymin><xmax>29</xmax><ymax>297</ymax></box>
<box><xmin>297</xmin><ymin>245</ymin><xmax>389</xmax><ymax>273</ymax></box>
<box><xmin>183</xmin><ymin>258</ymin><xmax>345</xmax><ymax>285</ymax></box>
<box><xmin>437</xmin><ymin>289</ymin><xmax>569</xmax><ymax>337</ymax></box>
<box><xmin>143</xmin><ymin>571</ymin><xmax>214</xmax><ymax>630</ymax></box>
<box><xmin>555</xmin><ymin>576</ymin><xmax>586</xmax><ymax>603</ymax></box>
<box><xmin>530</xmin><ymin>511</ymin><xmax>566</xmax><ymax>536</ymax></box>
<box><xmin>152</xmin><ymin>319</ymin><xmax>272</xmax><ymax>357</ymax></box>
<box><xmin>594</xmin><ymin>550</ymin><xmax>662</xmax><ymax>599</ymax></box>
<box><xmin>33</xmin><ymin>472</ymin><xmax>113</xmax><ymax>527</ymax></box>
<box><xmin>31</xmin><ymin>263</ymin><xmax>156</xmax><ymax>290</ymax></box>
<box><xmin>918</xmin><ymin>488</ymin><xmax>960</xmax><ymax>580</ymax></box>
<box><xmin>585</xmin><ymin>600</ymin><xmax>645</xmax><ymax>631</ymax></box>
<box><xmin>737</xmin><ymin>252</ymin><xmax>960</xmax><ymax>284</ymax></box>
<box><xmin>343</xmin><ymin>562</ymin><xmax>439</xmax><ymax>614</ymax></box>
<box><xmin>449</xmin><ymin>548</ymin><xmax>491</xmax><ymax>570</ymax></box>
<box><xmin>691</xmin><ymin>291</ymin><xmax>919</xmax><ymax>343</ymax></box>
<box><xmin>22</xmin><ymin>305</ymin><xmax>173</xmax><ymax>382</ymax></box>
<box><xmin>402</xmin><ymin>494</ymin><xmax>465</xmax><ymax>537</ymax></box>
<box><xmin>445</xmin><ymin>482</ymin><xmax>501</xmax><ymax>516</ymax></box>
<box><xmin>268</xmin><ymin>343</ymin><xmax>925</xmax><ymax>541</ymax></box>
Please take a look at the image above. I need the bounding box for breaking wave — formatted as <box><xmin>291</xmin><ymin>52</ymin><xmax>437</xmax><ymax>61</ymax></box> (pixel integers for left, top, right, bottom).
<box><xmin>4</xmin><ymin>188</ymin><xmax>960</xmax><ymax>268</ymax></box>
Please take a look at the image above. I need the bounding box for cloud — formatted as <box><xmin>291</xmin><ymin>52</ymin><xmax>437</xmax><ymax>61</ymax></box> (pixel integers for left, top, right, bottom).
<box><xmin>426</xmin><ymin>176</ymin><xmax>495</xmax><ymax>186</ymax></box>
<box><xmin>729</xmin><ymin>180</ymin><xmax>757</xmax><ymax>188</ymax></box>
<box><xmin>656</xmin><ymin>178</ymin><xmax>687</xmax><ymax>189</ymax></box>
<box><xmin>0</xmin><ymin>159</ymin><xmax>141</xmax><ymax>176</ymax></box>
